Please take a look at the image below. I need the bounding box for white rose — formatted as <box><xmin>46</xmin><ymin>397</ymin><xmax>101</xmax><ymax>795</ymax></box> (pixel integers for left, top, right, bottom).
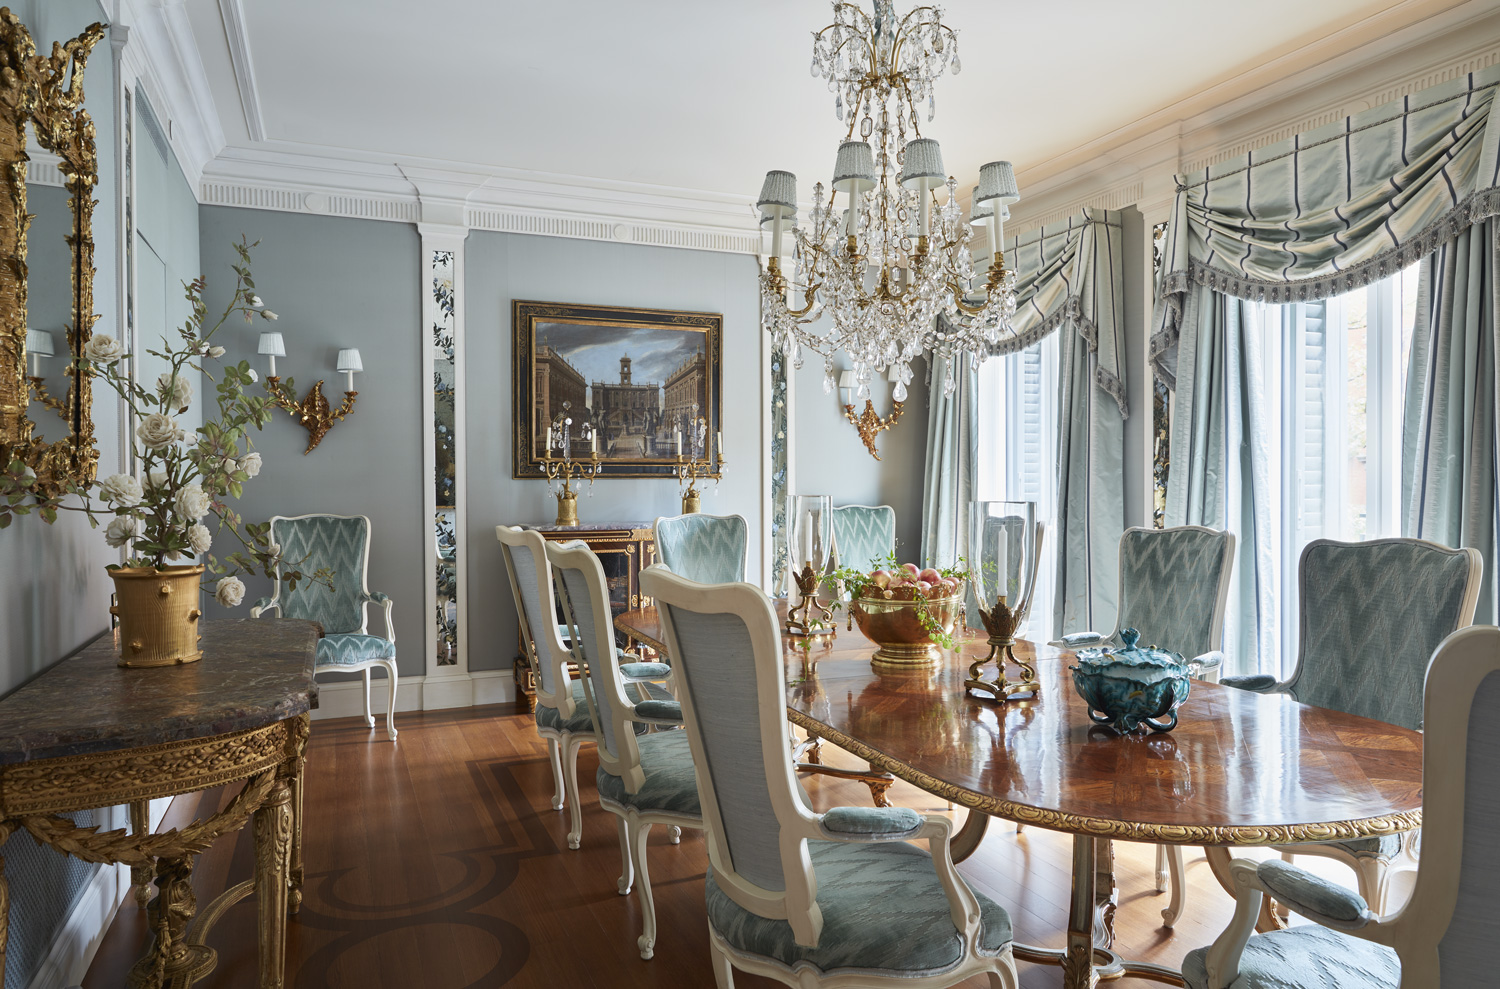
<box><xmin>207</xmin><ymin>345</ymin><xmax>226</xmax><ymax>359</ymax></box>
<box><xmin>98</xmin><ymin>473</ymin><xmax>142</xmax><ymax>507</ymax></box>
<box><xmin>173</xmin><ymin>483</ymin><xmax>211</xmax><ymax>522</ymax></box>
<box><xmin>222</xmin><ymin>457</ymin><xmax>237</xmax><ymax>474</ymax></box>
<box><xmin>261</xmin><ymin>310</ymin><xmax>278</xmax><ymax>321</ymax></box>
<box><xmin>238</xmin><ymin>451</ymin><xmax>262</xmax><ymax>477</ymax></box>
<box><xmin>84</xmin><ymin>334</ymin><xmax>126</xmax><ymax>365</ymax></box>
<box><xmin>249</xmin><ymin>295</ymin><xmax>264</xmax><ymax>308</ymax></box>
<box><xmin>136</xmin><ymin>413</ymin><xmax>184</xmax><ymax>451</ymax></box>
<box><xmin>164</xmin><ymin>547</ymin><xmax>183</xmax><ymax>562</ymax></box>
<box><xmin>157</xmin><ymin>372</ymin><xmax>193</xmax><ymax>409</ymax></box>
<box><xmin>187</xmin><ymin>522</ymin><xmax>212</xmax><ymax>555</ymax></box>
<box><xmin>215</xmin><ymin>576</ymin><xmax>246</xmax><ymax>608</ymax></box>
<box><xmin>247</xmin><ymin>369</ymin><xmax>258</xmax><ymax>383</ymax></box>
<box><xmin>265</xmin><ymin>541</ymin><xmax>282</xmax><ymax>564</ymax></box>
<box><xmin>104</xmin><ymin>515</ymin><xmax>141</xmax><ymax>548</ymax></box>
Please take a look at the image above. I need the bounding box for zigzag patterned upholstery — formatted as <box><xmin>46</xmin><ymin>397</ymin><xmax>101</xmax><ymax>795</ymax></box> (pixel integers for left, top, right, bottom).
<box><xmin>831</xmin><ymin>504</ymin><xmax>896</xmax><ymax>571</ymax></box>
<box><xmin>1182</xmin><ymin>924</ymin><xmax>1399</xmax><ymax>989</ymax></box>
<box><xmin>1114</xmin><ymin>527</ymin><xmax>1234</xmax><ymax>657</ymax></box>
<box><xmin>255</xmin><ymin>513</ymin><xmax>399</xmax><ymax>741</ymax></box>
<box><xmin>653</xmin><ymin>514</ymin><xmax>747</xmax><ymax>583</ymax></box>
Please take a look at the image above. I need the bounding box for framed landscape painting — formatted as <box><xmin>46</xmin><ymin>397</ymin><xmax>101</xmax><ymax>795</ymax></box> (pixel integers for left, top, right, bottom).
<box><xmin>512</xmin><ymin>300</ymin><xmax>724</xmax><ymax>479</ymax></box>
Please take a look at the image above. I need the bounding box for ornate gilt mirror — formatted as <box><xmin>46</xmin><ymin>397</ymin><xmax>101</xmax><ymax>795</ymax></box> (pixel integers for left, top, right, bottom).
<box><xmin>0</xmin><ymin>9</ymin><xmax>105</xmax><ymax>496</ymax></box>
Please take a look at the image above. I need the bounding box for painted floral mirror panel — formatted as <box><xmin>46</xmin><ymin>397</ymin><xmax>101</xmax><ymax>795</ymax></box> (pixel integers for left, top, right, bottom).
<box><xmin>0</xmin><ymin>10</ymin><xmax>106</xmax><ymax>496</ymax></box>
<box><xmin>433</xmin><ymin>249</ymin><xmax>458</xmax><ymax>665</ymax></box>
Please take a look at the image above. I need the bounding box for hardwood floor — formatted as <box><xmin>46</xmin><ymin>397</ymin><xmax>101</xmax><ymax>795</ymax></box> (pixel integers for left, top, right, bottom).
<box><xmin>84</xmin><ymin>704</ymin><xmax>1256</xmax><ymax>988</ymax></box>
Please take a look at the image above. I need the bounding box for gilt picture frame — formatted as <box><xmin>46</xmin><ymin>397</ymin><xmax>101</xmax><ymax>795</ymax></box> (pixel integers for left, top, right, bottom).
<box><xmin>512</xmin><ymin>300</ymin><xmax>723</xmax><ymax>480</ymax></box>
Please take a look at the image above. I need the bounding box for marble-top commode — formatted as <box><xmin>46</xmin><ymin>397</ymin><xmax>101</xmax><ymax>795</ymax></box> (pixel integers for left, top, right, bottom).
<box><xmin>0</xmin><ymin>618</ymin><xmax>320</xmax><ymax>764</ymax></box>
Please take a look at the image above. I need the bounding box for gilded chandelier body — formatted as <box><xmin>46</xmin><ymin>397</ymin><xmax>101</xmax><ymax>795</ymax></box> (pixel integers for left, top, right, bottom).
<box><xmin>759</xmin><ymin>1</ymin><xmax>1022</xmax><ymax>404</ymax></box>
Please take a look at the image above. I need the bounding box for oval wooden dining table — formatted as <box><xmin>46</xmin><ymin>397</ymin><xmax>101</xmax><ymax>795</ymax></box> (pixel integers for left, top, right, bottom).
<box><xmin>614</xmin><ymin>604</ymin><xmax>1424</xmax><ymax>989</ymax></box>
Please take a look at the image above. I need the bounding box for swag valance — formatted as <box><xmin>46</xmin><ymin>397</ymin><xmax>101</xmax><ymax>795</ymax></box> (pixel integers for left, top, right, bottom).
<box><xmin>1152</xmin><ymin>65</ymin><xmax>1500</xmax><ymax>387</ymax></box>
<box><xmin>1001</xmin><ymin>208</ymin><xmax>1128</xmax><ymax>417</ymax></box>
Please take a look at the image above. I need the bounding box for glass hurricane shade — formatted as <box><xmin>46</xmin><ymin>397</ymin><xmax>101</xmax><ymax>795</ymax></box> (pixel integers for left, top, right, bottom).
<box><xmin>898</xmin><ymin>138</ymin><xmax>945</xmax><ymax>189</ymax></box>
<box><xmin>976</xmin><ymin>160</ymin><xmax>1020</xmax><ymax>206</ymax></box>
<box><xmin>832</xmin><ymin>140</ymin><xmax>877</xmax><ymax>195</ymax></box>
<box><xmin>969</xmin><ymin>500</ymin><xmax>1038</xmax><ymax>614</ymax></box>
<box><xmin>791</xmin><ymin>494</ymin><xmax>833</xmax><ymax>574</ymax></box>
<box><xmin>257</xmin><ymin>332</ymin><xmax>286</xmax><ymax>357</ymax></box>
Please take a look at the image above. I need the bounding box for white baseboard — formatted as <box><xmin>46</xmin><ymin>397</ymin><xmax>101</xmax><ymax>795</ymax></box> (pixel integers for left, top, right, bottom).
<box><xmin>420</xmin><ymin>673</ymin><xmax>474</xmax><ymax>710</ymax></box>
<box><xmin>310</xmin><ymin>675</ymin><xmax>426</xmax><ymax>723</ymax></box>
<box><xmin>471</xmin><ymin>669</ymin><xmax>517</xmax><ymax>706</ymax></box>
<box><xmin>26</xmin><ymin>860</ymin><xmax>130</xmax><ymax>989</ymax></box>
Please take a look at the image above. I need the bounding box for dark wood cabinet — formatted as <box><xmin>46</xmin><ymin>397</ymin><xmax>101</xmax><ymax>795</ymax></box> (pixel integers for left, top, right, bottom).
<box><xmin>511</xmin><ymin>522</ymin><xmax>656</xmax><ymax>710</ymax></box>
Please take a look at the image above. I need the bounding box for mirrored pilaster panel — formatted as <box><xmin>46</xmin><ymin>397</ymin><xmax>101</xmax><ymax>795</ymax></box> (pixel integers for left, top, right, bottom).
<box><xmin>432</xmin><ymin>249</ymin><xmax>458</xmax><ymax>665</ymax></box>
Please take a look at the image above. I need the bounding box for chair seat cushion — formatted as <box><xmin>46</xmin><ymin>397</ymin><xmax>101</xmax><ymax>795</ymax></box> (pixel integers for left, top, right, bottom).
<box><xmin>1181</xmin><ymin>925</ymin><xmax>1398</xmax><ymax>989</ymax></box>
<box><xmin>316</xmin><ymin>633</ymin><xmax>396</xmax><ymax>666</ymax></box>
<box><xmin>596</xmin><ymin>729</ymin><xmax>700</xmax><ymax>816</ymax></box>
<box><xmin>620</xmin><ymin>661</ymin><xmax>672</xmax><ymax>680</ymax></box>
<box><xmin>537</xmin><ymin>681</ymin><xmax>674</xmax><ymax>735</ymax></box>
<box><xmin>707</xmin><ymin>839</ymin><xmax>1012</xmax><ymax>979</ymax></box>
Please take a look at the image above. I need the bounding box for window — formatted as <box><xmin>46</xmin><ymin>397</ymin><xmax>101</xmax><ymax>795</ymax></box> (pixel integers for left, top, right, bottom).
<box><xmin>1258</xmin><ymin>263</ymin><xmax>1421</xmax><ymax>670</ymax></box>
<box><xmin>977</xmin><ymin>332</ymin><xmax>1060</xmax><ymax>638</ymax></box>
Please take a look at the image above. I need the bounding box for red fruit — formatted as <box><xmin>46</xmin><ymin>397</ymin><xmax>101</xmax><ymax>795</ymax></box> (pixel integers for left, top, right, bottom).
<box><xmin>919</xmin><ymin>567</ymin><xmax>941</xmax><ymax>584</ymax></box>
<box><xmin>870</xmin><ymin>569</ymin><xmax>891</xmax><ymax>588</ymax></box>
<box><xmin>915</xmin><ymin>580</ymin><xmax>934</xmax><ymax>595</ymax></box>
<box><xmin>902</xmin><ymin>562</ymin><xmax>920</xmax><ymax>575</ymax></box>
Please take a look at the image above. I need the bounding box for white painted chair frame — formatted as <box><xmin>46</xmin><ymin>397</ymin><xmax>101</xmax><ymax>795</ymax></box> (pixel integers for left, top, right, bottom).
<box><xmin>1193</xmin><ymin>537</ymin><xmax>1482</xmax><ymax>928</ymax></box>
<box><xmin>496</xmin><ymin>524</ymin><xmax>596</xmax><ymax>850</ymax></box>
<box><xmin>548</xmin><ymin>547</ymin><xmax>690</xmax><ymax>961</ymax></box>
<box><xmin>643</xmin><ymin>567</ymin><xmax>1020</xmax><ymax>989</ymax></box>
<box><xmin>252</xmin><ymin>513</ymin><xmax>398</xmax><ymax>742</ymax></box>
<box><xmin>1196</xmin><ymin>625</ymin><xmax>1500</xmax><ymax>989</ymax></box>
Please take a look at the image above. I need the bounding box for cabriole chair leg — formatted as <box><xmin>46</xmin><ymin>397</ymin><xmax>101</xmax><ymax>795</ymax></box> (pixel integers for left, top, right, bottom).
<box><xmin>709</xmin><ymin>935</ymin><xmax>735</xmax><ymax>988</ymax></box>
<box><xmin>362</xmin><ymin>667</ymin><xmax>374</xmax><ymax>728</ymax></box>
<box><xmin>547</xmin><ymin>738</ymin><xmax>566</xmax><ymax>812</ymax></box>
<box><xmin>1161</xmin><ymin>844</ymin><xmax>1186</xmax><ymax>927</ymax></box>
<box><xmin>381</xmin><ymin>660</ymin><xmax>398</xmax><ymax>741</ymax></box>
<box><xmin>629</xmin><ymin>818</ymin><xmax>657</xmax><ymax>959</ymax></box>
<box><xmin>615</xmin><ymin>815</ymin><xmax>634</xmax><ymax>895</ymax></box>
<box><xmin>563</xmin><ymin>735</ymin><xmax>586</xmax><ymax>850</ymax></box>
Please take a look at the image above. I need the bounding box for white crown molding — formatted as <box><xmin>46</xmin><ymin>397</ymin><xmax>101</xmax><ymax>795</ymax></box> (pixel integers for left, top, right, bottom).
<box><xmin>114</xmin><ymin>0</ymin><xmax>226</xmax><ymax>187</ymax></box>
<box><xmin>1006</xmin><ymin>0</ymin><xmax>1499</xmax><ymax>234</ymax></box>
<box><xmin>214</xmin><ymin>0</ymin><xmax>265</xmax><ymax>142</ymax></box>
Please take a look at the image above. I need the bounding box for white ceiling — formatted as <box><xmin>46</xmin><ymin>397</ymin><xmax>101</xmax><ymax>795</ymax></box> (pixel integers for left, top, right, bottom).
<box><xmin>185</xmin><ymin>0</ymin><xmax>1411</xmax><ymax>204</ymax></box>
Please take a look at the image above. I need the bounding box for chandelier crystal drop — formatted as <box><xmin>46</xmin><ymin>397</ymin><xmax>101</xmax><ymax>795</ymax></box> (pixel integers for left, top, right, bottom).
<box><xmin>759</xmin><ymin>0</ymin><xmax>1022</xmax><ymax>397</ymax></box>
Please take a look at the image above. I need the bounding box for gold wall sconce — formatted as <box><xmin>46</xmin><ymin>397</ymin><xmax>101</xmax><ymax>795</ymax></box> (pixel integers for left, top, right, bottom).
<box><xmin>838</xmin><ymin>368</ymin><xmax>903</xmax><ymax>461</ymax></box>
<box><xmin>673</xmin><ymin>403</ymin><xmax>724</xmax><ymax>514</ymax></box>
<box><xmin>543</xmin><ymin>401</ymin><xmax>601</xmax><ymax>525</ymax></box>
<box><xmin>258</xmin><ymin>333</ymin><xmax>361</xmax><ymax>454</ymax></box>
<box><xmin>24</xmin><ymin>329</ymin><xmax>69</xmax><ymax>416</ymax></box>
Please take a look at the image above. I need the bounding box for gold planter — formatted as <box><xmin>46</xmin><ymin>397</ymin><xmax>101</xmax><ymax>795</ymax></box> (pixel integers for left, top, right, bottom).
<box><xmin>108</xmin><ymin>565</ymin><xmax>205</xmax><ymax>668</ymax></box>
<box><xmin>849</xmin><ymin>591</ymin><xmax>962</xmax><ymax>672</ymax></box>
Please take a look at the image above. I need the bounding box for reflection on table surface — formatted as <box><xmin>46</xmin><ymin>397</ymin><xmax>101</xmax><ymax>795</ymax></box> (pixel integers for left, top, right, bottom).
<box><xmin>615</xmin><ymin>603</ymin><xmax>1423</xmax><ymax>844</ymax></box>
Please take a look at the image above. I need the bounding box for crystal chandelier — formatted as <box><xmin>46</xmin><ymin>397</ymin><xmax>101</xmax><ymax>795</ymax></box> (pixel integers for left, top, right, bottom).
<box><xmin>758</xmin><ymin>0</ymin><xmax>1022</xmax><ymax>401</ymax></box>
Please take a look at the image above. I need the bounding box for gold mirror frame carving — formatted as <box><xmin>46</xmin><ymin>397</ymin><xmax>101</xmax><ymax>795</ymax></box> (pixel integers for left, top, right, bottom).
<box><xmin>0</xmin><ymin>9</ymin><xmax>104</xmax><ymax>496</ymax></box>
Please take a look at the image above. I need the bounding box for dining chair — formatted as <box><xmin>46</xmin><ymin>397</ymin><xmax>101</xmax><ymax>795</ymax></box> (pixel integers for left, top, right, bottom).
<box><xmin>642</xmin><ymin>565</ymin><xmax>1020</xmax><ymax>989</ymax></box>
<box><xmin>496</xmin><ymin>526</ymin><xmax>676</xmax><ymax>851</ymax></box>
<box><xmin>1183</xmin><ymin>624</ymin><xmax>1500</xmax><ymax>989</ymax></box>
<box><xmin>547</xmin><ymin>544</ymin><xmax>695</xmax><ymax>961</ymax></box>
<box><xmin>653</xmin><ymin>513</ymin><xmax>748</xmax><ymax>583</ymax></box>
<box><xmin>1047</xmin><ymin>524</ymin><xmax>1235</xmax><ymax>924</ymax></box>
<box><xmin>251</xmin><ymin>513</ymin><xmax>399</xmax><ymax>741</ymax></box>
<box><xmin>1213</xmin><ymin>536</ymin><xmax>1482</xmax><ymax>918</ymax></box>
<box><xmin>830</xmin><ymin>503</ymin><xmax>896</xmax><ymax>571</ymax></box>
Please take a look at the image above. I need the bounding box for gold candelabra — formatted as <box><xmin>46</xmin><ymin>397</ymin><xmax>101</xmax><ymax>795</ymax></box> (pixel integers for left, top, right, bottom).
<box><xmin>264</xmin><ymin>377</ymin><xmax>357</xmax><ymax>455</ymax></box>
<box><xmin>544</xmin><ymin>401</ymin><xmax>601</xmax><ymax>525</ymax></box>
<box><xmin>672</xmin><ymin>404</ymin><xmax>723</xmax><ymax>514</ymax></box>
<box><xmin>785</xmin><ymin>562</ymin><xmax>835</xmax><ymax>637</ymax></box>
<box><xmin>964</xmin><ymin>525</ymin><xmax>1046</xmax><ymax>702</ymax></box>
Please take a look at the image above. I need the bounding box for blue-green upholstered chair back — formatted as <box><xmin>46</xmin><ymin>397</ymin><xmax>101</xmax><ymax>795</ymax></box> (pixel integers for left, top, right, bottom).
<box><xmin>831</xmin><ymin>504</ymin><xmax>896</xmax><ymax>572</ymax></box>
<box><xmin>498</xmin><ymin>533</ymin><xmax>564</xmax><ymax>701</ymax></box>
<box><xmin>653</xmin><ymin>514</ymin><xmax>748</xmax><ymax>584</ymax></box>
<box><xmin>1116</xmin><ymin>526</ymin><xmax>1234</xmax><ymax>658</ymax></box>
<box><xmin>270</xmin><ymin>515</ymin><xmax>370</xmax><ymax>634</ymax></box>
<box><xmin>554</xmin><ymin>561</ymin><xmax>622</xmax><ymax>760</ymax></box>
<box><xmin>1289</xmin><ymin>538</ymin><xmax>1478</xmax><ymax>730</ymax></box>
<box><xmin>661</xmin><ymin>597</ymin><xmax>789</xmax><ymax>892</ymax></box>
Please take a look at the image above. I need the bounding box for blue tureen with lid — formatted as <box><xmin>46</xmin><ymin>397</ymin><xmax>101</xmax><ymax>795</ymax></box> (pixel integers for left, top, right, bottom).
<box><xmin>1069</xmin><ymin>628</ymin><xmax>1191</xmax><ymax>734</ymax></box>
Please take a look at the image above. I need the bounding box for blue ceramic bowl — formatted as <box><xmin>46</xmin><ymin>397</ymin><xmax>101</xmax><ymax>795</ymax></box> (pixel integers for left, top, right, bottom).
<box><xmin>1069</xmin><ymin>628</ymin><xmax>1191</xmax><ymax>734</ymax></box>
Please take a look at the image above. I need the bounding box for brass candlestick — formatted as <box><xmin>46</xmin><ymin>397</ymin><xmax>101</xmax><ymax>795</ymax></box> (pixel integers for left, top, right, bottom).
<box><xmin>543</xmin><ymin>401</ymin><xmax>600</xmax><ymax>525</ymax></box>
<box><xmin>785</xmin><ymin>562</ymin><xmax>835</xmax><ymax>637</ymax></box>
<box><xmin>672</xmin><ymin>404</ymin><xmax>722</xmax><ymax>514</ymax></box>
<box><xmin>265</xmin><ymin>376</ymin><xmax>357</xmax><ymax>454</ymax></box>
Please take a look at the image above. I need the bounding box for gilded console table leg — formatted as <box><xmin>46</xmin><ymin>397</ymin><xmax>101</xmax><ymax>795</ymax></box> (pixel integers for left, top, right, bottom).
<box><xmin>287</xmin><ymin>716</ymin><xmax>308</xmax><ymax>914</ymax></box>
<box><xmin>128</xmin><ymin>856</ymin><xmax>214</xmax><ymax>989</ymax></box>
<box><xmin>129</xmin><ymin>800</ymin><xmax>154</xmax><ymax>908</ymax></box>
<box><xmin>254</xmin><ymin>779</ymin><xmax>293</xmax><ymax>989</ymax></box>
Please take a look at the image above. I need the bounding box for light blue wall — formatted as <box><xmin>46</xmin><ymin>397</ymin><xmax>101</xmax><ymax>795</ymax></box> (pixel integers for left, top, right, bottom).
<box><xmin>197</xmin><ymin>206</ymin><xmax>427</xmax><ymax>678</ymax></box>
<box><xmin>0</xmin><ymin>4</ymin><xmax>121</xmax><ymax>987</ymax></box>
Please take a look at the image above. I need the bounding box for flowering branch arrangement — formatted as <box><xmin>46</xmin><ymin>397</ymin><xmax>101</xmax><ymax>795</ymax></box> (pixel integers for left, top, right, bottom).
<box><xmin>0</xmin><ymin>237</ymin><xmax>329</xmax><ymax>607</ymax></box>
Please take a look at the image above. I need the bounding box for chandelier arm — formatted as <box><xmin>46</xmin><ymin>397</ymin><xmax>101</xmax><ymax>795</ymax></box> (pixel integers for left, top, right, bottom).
<box><xmin>784</xmin><ymin>283</ymin><xmax>820</xmax><ymax>318</ymax></box>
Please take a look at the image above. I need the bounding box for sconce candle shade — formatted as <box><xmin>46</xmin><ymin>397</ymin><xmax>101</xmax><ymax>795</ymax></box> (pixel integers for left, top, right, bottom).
<box><xmin>336</xmin><ymin>348</ymin><xmax>363</xmax><ymax>392</ymax></box>
<box><xmin>25</xmin><ymin>329</ymin><xmax>54</xmax><ymax>357</ymax></box>
<box><xmin>832</xmin><ymin>141</ymin><xmax>877</xmax><ymax>196</ymax></box>
<box><xmin>969</xmin><ymin>185</ymin><xmax>992</xmax><ymax>221</ymax></box>
<box><xmin>756</xmin><ymin>170</ymin><xmax>798</xmax><ymax>221</ymax></box>
<box><xmin>976</xmin><ymin>160</ymin><xmax>1021</xmax><ymax>206</ymax></box>
<box><xmin>257</xmin><ymin>332</ymin><xmax>286</xmax><ymax>357</ymax></box>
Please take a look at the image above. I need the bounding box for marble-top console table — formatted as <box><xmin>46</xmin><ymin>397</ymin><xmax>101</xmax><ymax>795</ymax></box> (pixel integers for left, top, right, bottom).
<box><xmin>0</xmin><ymin>617</ymin><xmax>320</xmax><ymax>989</ymax></box>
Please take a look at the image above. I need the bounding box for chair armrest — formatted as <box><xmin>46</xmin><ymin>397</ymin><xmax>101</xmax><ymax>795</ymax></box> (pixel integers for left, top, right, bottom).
<box><xmin>1053</xmin><ymin>630</ymin><xmax>1106</xmax><ymax>649</ymax></box>
<box><xmin>1202</xmin><ymin>858</ymin><xmax>1384</xmax><ymax>989</ymax></box>
<box><xmin>250</xmin><ymin>596</ymin><xmax>279</xmax><ymax>618</ymax></box>
<box><xmin>816</xmin><ymin>806</ymin><xmax>924</xmax><ymax>841</ymax></box>
<box><xmin>1220</xmin><ymin>673</ymin><xmax>1282</xmax><ymax>693</ymax></box>
<box><xmin>362</xmin><ymin>590</ymin><xmax>395</xmax><ymax>643</ymax></box>
<box><xmin>620</xmin><ymin>661</ymin><xmax>673</xmax><ymax>682</ymax></box>
<box><xmin>1254</xmin><ymin>859</ymin><xmax>1374</xmax><ymax>930</ymax></box>
<box><xmin>631</xmin><ymin>699</ymin><xmax>682</xmax><ymax>724</ymax></box>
